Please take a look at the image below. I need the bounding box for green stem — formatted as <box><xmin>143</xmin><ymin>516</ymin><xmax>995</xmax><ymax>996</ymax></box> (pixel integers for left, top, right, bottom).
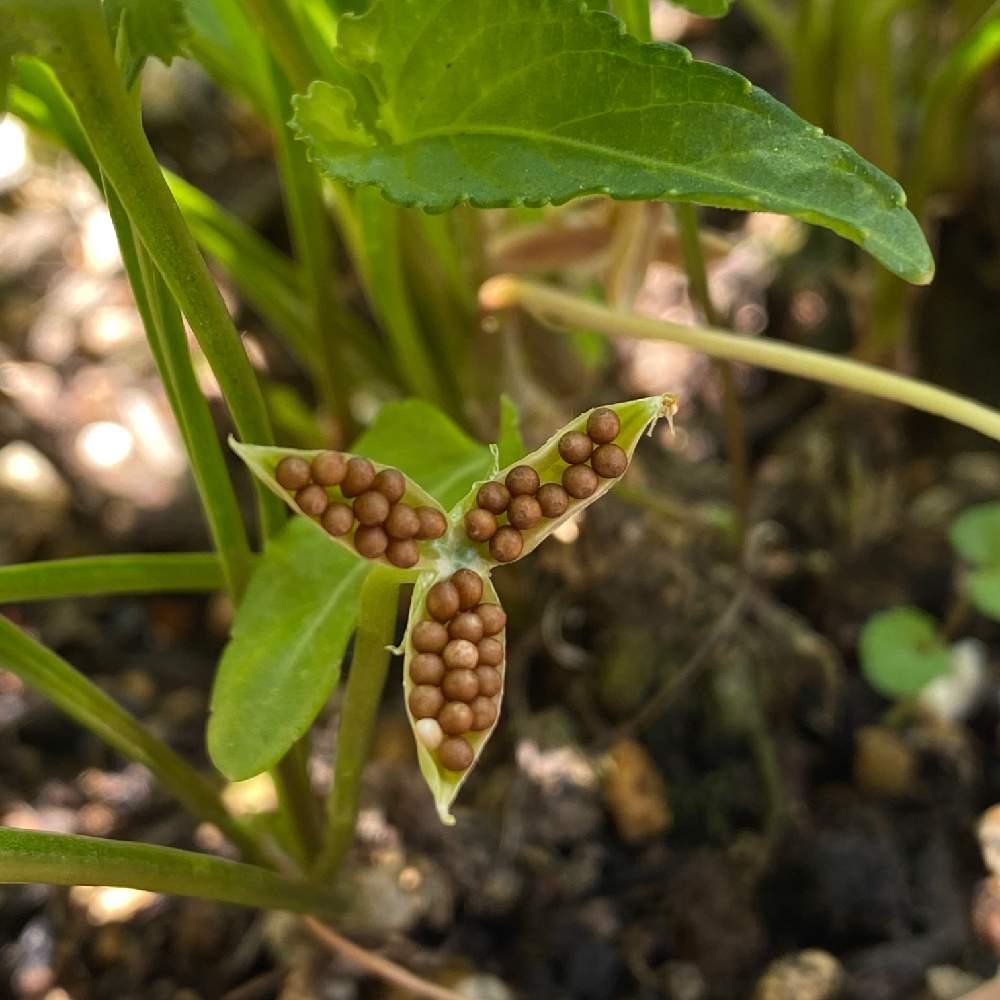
<box><xmin>0</xmin><ymin>554</ymin><xmax>225</xmax><ymax>602</ymax></box>
<box><xmin>0</xmin><ymin>827</ymin><xmax>340</xmax><ymax>920</ymax></box>
<box><xmin>614</xmin><ymin>0</ymin><xmax>651</xmax><ymax>41</ymax></box>
<box><xmin>740</xmin><ymin>0</ymin><xmax>796</xmax><ymax>59</ymax></box>
<box><xmin>272</xmin><ymin>740</ymin><xmax>323</xmax><ymax>867</ymax></box>
<box><xmin>0</xmin><ymin>616</ymin><xmax>265</xmax><ymax>864</ymax></box>
<box><xmin>313</xmin><ymin>567</ymin><xmax>404</xmax><ymax>882</ymax></box>
<box><xmin>481</xmin><ymin>277</ymin><xmax>1000</xmax><ymax>444</ymax></box>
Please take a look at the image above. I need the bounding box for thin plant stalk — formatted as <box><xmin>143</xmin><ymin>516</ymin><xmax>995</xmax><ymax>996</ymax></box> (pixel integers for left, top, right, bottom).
<box><xmin>272</xmin><ymin>740</ymin><xmax>323</xmax><ymax>868</ymax></box>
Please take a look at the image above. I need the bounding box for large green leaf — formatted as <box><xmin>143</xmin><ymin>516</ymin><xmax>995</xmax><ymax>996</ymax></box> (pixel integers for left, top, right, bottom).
<box><xmin>208</xmin><ymin>518</ymin><xmax>369</xmax><ymax>780</ymax></box>
<box><xmin>859</xmin><ymin>607</ymin><xmax>951</xmax><ymax>698</ymax></box>
<box><xmin>291</xmin><ymin>0</ymin><xmax>934</xmax><ymax>284</ymax></box>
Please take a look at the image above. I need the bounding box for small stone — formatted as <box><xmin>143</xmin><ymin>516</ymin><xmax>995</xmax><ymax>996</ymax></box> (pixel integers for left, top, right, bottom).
<box><xmin>451</xmin><ymin>568</ymin><xmax>484</xmax><ymax>610</ymax></box>
<box><xmin>465</xmin><ymin>508</ymin><xmax>498</xmax><ymax>542</ymax></box>
<box><xmin>372</xmin><ymin>467</ymin><xmax>406</xmax><ymax>503</ymax></box>
<box><xmin>443</xmin><ymin>639</ymin><xmax>479</xmax><ymax>670</ymax></box>
<box><xmin>490</xmin><ymin>525</ymin><xmax>523</xmax><ymax>562</ymax></box>
<box><xmin>477</xmin><ymin>482</ymin><xmax>511</xmax><ymax>514</ymax></box>
<box><xmin>477</xmin><ymin>637</ymin><xmax>503</xmax><ymax>666</ymax></box>
<box><xmin>341</xmin><ymin>457</ymin><xmax>376</xmax><ymax>497</ymax></box>
<box><xmin>753</xmin><ymin>949</ymin><xmax>843</xmax><ymax>1000</ymax></box>
<box><xmin>505</xmin><ymin>465</ymin><xmax>540</xmax><ymax>497</ymax></box>
<box><xmin>295</xmin><ymin>484</ymin><xmax>328</xmax><ymax>516</ymax></box>
<box><xmin>591</xmin><ymin>443</ymin><xmax>627</xmax><ymax>479</ymax></box>
<box><xmin>587</xmin><ymin>407</ymin><xmax>620</xmax><ymax>444</ymax></box>
<box><xmin>559</xmin><ymin>431</ymin><xmax>593</xmax><ymax>465</ymax></box>
<box><xmin>508</xmin><ymin>494</ymin><xmax>542</xmax><ymax>530</ymax></box>
<box><xmin>439</xmin><ymin>737</ymin><xmax>474</xmax><ymax>771</ymax></box>
<box><xmin>311</xmin><ymin>451</ymin><xmax>346</xmax><ymax>486</ymax></box>
<box><xmin>415</xmin><ymin>507</ymin><xmax>447</xmax><ymax>539</ymax></box>
<box><xmin>563</xmin><ymin>464</ymin><xmax>598</xmax><ymax>499</ymax></box>
<box><xmin>321</xmin><ymin>502</ymin><xmax>353</xmax><ymax>536</ymax></box>
<box><xmin>476</xmin><ymin>604</ymin><xmax>507</xmax><ymax>636</ymax></box>
<box><xmin>415</xmin><ymin>718</ymin><xmax>444</xmax><ymax>751</ymax></box>
<box><xmin>276</xmin><ymin>456</ymin><xmax>311</xmax><ymax>490</ymax></box>
<box><xmin>412</xmin><ymin>621</ymin><xmax>448</xmax><ymax>653</ymax></box>
<box><xmin>354</xmin><ymin>490</ymin><xmax>390</xmax><ymax>526</ymax></box>
<box><xmin>470</xmin><ymin>695</ymin><xmax>498</xmax><ymax>731</ymax></box>
<box><xmin>409</xmin><ymin>685</ymin><xmax>445</xmax><ymax>719</ymax></box>
<box><xmin>537</xmin><ymin>483</ymin><xmax>569</xmax><ymax>518</ymax></box>
<box><xmin>443</xmin><ymin>669</ymin><xmax>479</xmax><ymax>702</ymax></box>
<box><xmin>476</xmin><ymin>666</ymin><xmax>502</xmax><ymax>697</ymax></box>
<box><xmin>387</xmin><ymin>539</ymin><xmax>419</xmax><ymax>568</ymax></box>
<box><xmin>410</xmin><ymin>653</ymin><xmax>446</xmax><ymax>686</ymax></box>
<box><xmin>438</xmin><ymin>702</ymin><xmax>474</xmax><ymax>736</ymax></box>
<box><xmin>354</xmin><ymin>525</ymin><xmax>388</xmax><ymax>559</ymax></box>
<box><xmin>427</xmin><ymin>581</ymin><xmax>461</xmax><ymax>622</ymax></box>
<box><xmin>449</xmin><ymin>612</ymin><xmax>484</xmax><ymax>643</ymax></box>
<box><xmin>385</xmin><ymin>503</ymin><xmax>420</xmax><ymax>539</ymax></box>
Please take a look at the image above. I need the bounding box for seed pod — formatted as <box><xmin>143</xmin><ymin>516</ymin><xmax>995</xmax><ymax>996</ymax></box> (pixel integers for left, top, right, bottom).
<box><xmin>537</xmin><ymin>483</ymin><xmax>569</xmax><ymax>518</ymax></box>
<box><xmin>276</xmin><ymin>456</ymin><xmax>311</xmax><ymax>490</ymax></box>
<box><xmin>372</xmin><ymin>468</ymin><xmax>406</xmax><ymax>503</ymax></box>
<box><xmin>442</xmin><ymin>669</ymin><xmax>479</xmax><ymax>702</ymax></box>
<box><xmin>354</xmin><ymin>525</ymin><xmax>388</xmax><ymax>559</ymax></box>
<box><xmin>415</xmin><ymin>507</ymin><xmax>447</xmax><ymax>539</ymax></box>
<box><xmin>490</xmin><ymin>525</ymin><xmax>523</xmax><ymax>563</ymax></box>
<box><xmin>385</xmin><ymin>503</ymin><xmax>420</xmax><ymax>539</ymax></box>
<box><xmin>415</xmin><ymin>719</ymin><xmax>444</xmax><ymax>751</ymax></box>
<box><xmin>587</xmin><ymin>407</ymin><xmax>621</xmax><ymax>444</ymax></box>
<box><xmin>562</xmin><ymin>463</ymin><xmax>598</xmax><ymax>499</ymax></box>
<box><xmin>465</xmin><ymin>508</ymin><xmax>498</xmax><ymax>542</ymax></box>
<box><xmin>296</xmin><ymin>484</ymin><xmax>329</xmax><ymax>517</ymax></box>
<box><xmin>341</xmin><ymin>457</ymin><xmax>376</xmax><ymax>498</ymax></box>
<box><xmin>476</xmin><ymin>604</ymin><xmax>507</xmax><ymax>636</ymax></box>
<box><xmin>476</xmin><ymin>666</ymin><xmax>502</xmax><ymax>697</ymax></box>
<box><xmin>477</xmin><ymin>481</ymin><xmax>510</xmax><ymax>514</ymax></box>
<box><xmin>412</xmin><ymin>621</ymin><xmax>448</xmax><ymax>653</ymax></box>
<box><xmin>439</xmin><ymin>737</ymin><xmax>474</xmax><ymax>771</ymax></box>
<box><xmin>439</xmin><ymin>701</ymin><xmax>474</xmax><ymax>735</ymax></box>
<box><xmin>506</xmin><ymin>465</ymin><xmax>540</xmax><ymax>497</ymax></box>
<box><xmin>409</xmin><ymin>685</ymin><xmax>445</xmax><ymax>719</ymax></box>
<box><xmin>449</xmin><ymin>612</ymin><xmax>484</xmax><ymax>644</ymax></box>
<box><xmin>443</xmin><ymin>638</ymin><xmax>479</xmax><ymax>670</ymax></box>
<box><xmin>386</xmin><ymin>539</ymin><xmax>419</xmax><ymax>568</ymax></box>
<box><xmin>451</xmin><ymin>568</ymin><xmax>483</xmax><ymax>610</ymax></box>
<box><xmin>508</xmin><ymin>494</ymin><xmax>542</xmax><ymax>530</ymax></box>
<box><xmin>311</xmin><ymin>451</ymin><xmax>346</xmax><ymax>486</ymax></box>
<box><xmin>410</xmin><ymin>653</ymin><xmax>446</xmax><ymax>685</ymax></box>
<box><xmin>470</xmin><ymin>696</ymin><xmax>498</xmax><ymax>731</ymax></box>
<box><xmin>321</xmin><ymin>502</ymin><xmax>353</xmax><ymax>537</ymax></box>
<box><xmin>427</xmin><ymin>581</ymin><xmax>461</xmax><ymax>622</ymax></box>
<box><xmin>354</xmin><ymin>490</ymin><xmax>390</xmax><ymax>526</ymax></box>
<box><xmin>477</xmin><ymin>637</ymin><xmax>503</xmax><ymax>666</ymax></box>
<box><xmin>558</xmin><ymin>431</ymin><xmax>593</xmax><ymax>465</ymax></box>
<box><xmin>591</xmin><ymin>443</ymin><xmax>627</xmax><ymax>479</ymax></box>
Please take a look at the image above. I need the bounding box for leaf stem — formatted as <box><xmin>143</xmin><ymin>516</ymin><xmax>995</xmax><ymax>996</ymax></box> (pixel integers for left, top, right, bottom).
<box><xmin>272</xmin><ymin>740</ymin><xmax>323</xmax><ymax>867</ymax></box>
<box><xmin>479</xmin><ymin>277</ymin><xmax>1000</xmax><ymax>444</ymax></box>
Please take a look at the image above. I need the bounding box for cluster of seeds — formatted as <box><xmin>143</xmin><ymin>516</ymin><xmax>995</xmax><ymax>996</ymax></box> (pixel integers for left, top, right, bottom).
<box><xmin>464</xmin><ymin>407</ymin><xmax>626</xmax><ymax>562</ymax></box>
<box><xmin>274</xmin><ymin>452</ymin><xmax>446</xmax><ymax>567</ymax></box>
<box><xmin>407</xmin><ymin>568</ymin><xmax>506</xmax><ymax>772</ymax></box>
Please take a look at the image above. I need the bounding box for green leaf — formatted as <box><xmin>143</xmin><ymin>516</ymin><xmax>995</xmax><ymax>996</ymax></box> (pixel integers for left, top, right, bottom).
<box><xmin>291</xmin><ymin>0</ymin><xmax>934</xmax><ymax>284</ymax></box>
<box><xmin>671</xmin><ymin>0</ymin><xmax>733</xmax><ymax>16</ymax></box>
<box><xmin>352</xmin><ymin>399</ymin><xmax>494</xmax><ymax>509</ymax></box>
<box><xmin>497</xmin><ymin>394</ymin><xmax>525</xmax><ymax>467</ymax></box>
<box><xmin>208</xmin><ymin>518</ymin><xmax>369</xmax><ymax>781</ymax></box>
<box><xmin>950</xmin><ymin>502</ymin><xmax>1000</xmax><ymax>567</ymax></box>
<box><xmin>105</xmin><ymin>0</ymin><xmax>189</xmax><ymax>85</ymax></box>
<box><xmin>968</xmin><ymin>566</ymin><xmax>1000</xmax><ymax>623</ymax></box>
<box><xmin>859</xmin><ymin>607</ymin><xmax>951</xmax><ymax>698</ymax></box>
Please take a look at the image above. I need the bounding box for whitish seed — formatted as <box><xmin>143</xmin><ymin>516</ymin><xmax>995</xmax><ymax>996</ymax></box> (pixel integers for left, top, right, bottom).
<box><xmin>438</xmin><ymin>701</ymin><xmax>474</xmax><ymax>735</ymax></box>
<box><xmin>465</xmin><ymin>508</ymin><xmax>498</xmax><ymax>542</ymax></box>
<box><xmin>475</xmin><ymin>603</ymin><xmax>507</xmax><ymax>636</ymax></box>
<box><xmin>476</xmin><ymin>666</ymin><xmax>502</xmax><ymax>697</ymax></box>
<box><xmin>505</xmin><ymin>465</ymin><xmax>540</xmax><ymax>497</ymax></box>
<box><xmin>409</xmin><ymin>685</ymin><xmax>444</xmax><ymax>719</ymax></box>
<box><xmin>410</xmin><ymin>653</ymin><xmax>446</xmax><ymax>685</ymax></box>
<box><xmin>415</xmin><ymin>507</ymin><xmax>447</xmax><ymax>539</ymax></box>
<box><xmin>477</xmin><ymin>481</ymin><xmax>510</xmax><ymax>514</ymax></box>
<box><xmin>415</xmin><ymin>718</ymin><xmax>444</xmax><ymax>751</ymax></box>
<box><xmin>558</xmin><ymin>431</ymin><xmax>593</xmax><ymax>465</ymax></box>
<box><xmin>439</xmin><ymin>736</ymin><xmax>474</xmax><ymax>770</ymax></box>
<box><xmin>508</xmin><ymin>494</ymin><xmax>542</xmax><ymax>530</ymax></box>
<box><xmin>354</xmin><ymin>490</ymin><xmax>390</xmax><ymax>526</ymax></box>
<box><xmin>451</xmin><ymin>568</ymin><xmax>483</xmax><ymax>610</ymax></box>
<box><xmin>276</xmin><ymin>456</ymin><xmax>311</xmax><ymax>490</ymax></box>
<box><xmin>537</xmin><ymin>483</ymin><xmax>570</xmax><ymax>518</ymax></box>
<box><xmin>295</xmin><ymin>484</ymin><xmax>328</xmax><ymax>517</ymax></box>
<box><xmin>321</xmin><ymin>502</ymin><xmax>353</xmax><ymax>536</ymax></box>
<box><xmin>470</xmin><ymin>696</ymin><xmax>498</xmax><ymax>731</ymax></box>
<box><xmin>443</xmin><ymin>638</ymin><xmax>479</xmax><ymax>670</ymax></box>
<box><xmin>412</xmin><ymin>621</ymin><xmax>448</xmax><ymax>653</ymax></box>
<box><xmin>311</xmin><ymin>451</ymin><xmax>346</xmax><ymax>486</ymax></box>
<box><xmin>387</xmin><ymin>539</ymin><xmax>419</xmax><ymax>568</ymax></box>
<box><xmin>477</xmin><ymin>637</ymin><xmax>503</xmax><ymax>667</ymax></box>
<box><xmin>373</xmin><ymin>467</ymin><xmax>406</xmax><ymax>503</ymax></box>
<box><xmin>591</xmin><ymin>443</ymin><xmax>627</xmax><ymax>479</ymax></box>
<box><xmin>562</xmin><ymin>463</ymin><xmax>598</xmax><ymax>499</ymax></box>
<box><xmin>449</xmin><ymin>612</ymin><xmax>484</xmax><ymax>644</ymax></box>
<box><xmin>490</xmin><ymin>525</ymin><xmax>523</xmax><ymax>562</ymax></box>
<box><xmin>442</xmin><ymin>668</ymin><xmax>479</xmax><ymax>702</ymax></box>
<box><xmin>427</xmin><ymin>580</ymin><xmax>461</xmax><ymax>622</ymax></box>
<box><xmin>354</xmin><ymin>525</ymin><xmax>388</xmax><ymax>559</ymax></box>
<box><xmin>341</xmin><ymin>457</ymin><xmax>375</xmax><ymax>497</ymax></box>
<box><xmin>385</xmin><ymin>503</ymin><xmax>420</xmax><ymax>539</ymax></box>
<box><xmin>587</xmin><ymin>407</ymin><xmax>620</xmax><ymax>444</ymax></box>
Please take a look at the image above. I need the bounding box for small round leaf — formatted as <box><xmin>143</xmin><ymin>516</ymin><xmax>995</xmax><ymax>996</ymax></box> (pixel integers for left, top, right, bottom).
<box><xmin>949</xmin><ymin>502</ymin><xmax>1000</xmax><ymax>566</ymax></box>
<box><xmin>859</xmin><ymin>607</ymin><xmax>950</xmax><ymax>698</ymax></box>
<box><xmin>969</xmin><ymin>567</ymin><xmax>1000</xmax><ymax>623</ymax></box>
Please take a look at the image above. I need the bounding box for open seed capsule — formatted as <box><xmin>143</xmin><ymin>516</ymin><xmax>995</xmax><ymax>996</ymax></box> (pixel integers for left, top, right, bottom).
<box><xmin>591</xmin><ymin>443</ymin><xmax>627</xmax><ymax>479</ymax></box>
<box><xmin>477</xmin><ymin>482</ymin><xmax>510</xmax><ymax>514</ymax></box>
<box><xmin>296</xmin><ymin>484</ymin><xmax>329</xmax><ymax>517</ymax></box>
<box><xmin>311</xmin><ymin>451</ymin><xmax>346</xmax><ymax>486</ymax></box>
<box><xmin>451</xmin><ymin>569</ymin><xmax>483</xmax><ymax>610</ymax></box>
<box><xmin>587</xmin><ymin>407</ymin><xmax>621</xmax><ymax>444</ymax></box>
<box><xmin>276</xmin><ymin>456</ymin><xmax>311</xmax><ymax>490</ymax></box>
<box><xmin>427</xmin><ymin>581</ymin><xmax>461</xmax><ymax>622</ymax></box>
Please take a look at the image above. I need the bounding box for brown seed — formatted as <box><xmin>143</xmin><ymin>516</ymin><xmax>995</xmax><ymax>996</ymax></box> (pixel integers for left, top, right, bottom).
<box><xmin>508</xmin><ymin>494</ymin><xmax>542</xmax><ymax>530</ymax></box>
<box><xmin>558</xmin><ymin>431</ymin><xmax>593</xmax><ymax>465</ymax></box>
<box><xmin>587</xmin><ymin>406</ymin><xmax>620</xmax><ymax>444</ymax></box>
<box><xmin>591</xmin><ymin>443</ymin><xmax>628</xmax><ymax>479</ymax></box>
<box><xmin>409</xmin><ymin>685</ymin><xmax>444</xmax><ymax>719</ymax></box>
<box><xmin>537</xmin><ymin>483</ymin><xmax>570</xmax><ymax>518</ymax></box>
<box><xmin>476</xmin><ymin>666</ymin><xmax>502</xmax><ymax>697</ymax></box>
<box><xmin>354</xmin><ymin>525</ymin><xmax>388</xmax><ymax>559</ymax></box>
<box><xmin>415</xmin><ymin>507</ymin><xmax>447</xmax><ymax>540</ymax></box>
<box><xmin>562</xmin><ymin>463</ymin><xmax>599</xmax><ymax>499</ymax></box>
<box><xmin>427</xmin><ymin>581</ymin><xmax>460</xmax><ymax>622</ymax></box>
<box><xmin>442</xmin><ymin>668</ymin><xmax>479</xmax><ymax>702</ymax></box>
<box><xmin>438</xmin><ymin>701</ymin><xmax>473</xmax><ymax>736</ymax></box>
<box><xmin>354</xmin><ymin>490</ymin><xmax>390</xmax><ymax>526</ymax></box>
<box><xmin>412</xmin><ymin>621</ymin><xmax>448</xmax><ymax>653</ymax></box>
<box><xmin>321</xmin><ymin>502</ymin><xmax>354</xmax><ymax>537</ymax></box>
<box><xmin>449</xmin><ymin>612</ymin><xmax>484</xmax><ymax>644</ymax></box>
<box><xmin>490</xmin><ymin>525</ymin><xmax>523</xmax><ymax>563</ymax></box>
<box><xmin>341</xmin><ymin>457</ymin><xmax>376</xmax><ymax>497</ymax></box>
<box><xmin>385</xmin><ymin>503</ymin><xmax>420</xmax><ymax>539</ymax></box>
<box><xmin>477</xmin><ymin>481</ymin><xmax>511</xmax><ymax>514</ymax></box>
<box><xmin>465</xmin><ymin>507</ymin><xmax>498</xmax><ymax>542</ymax></box>
<box><xmin>276</xmin><ymin>456</ymin><xmax>311</xmax><ymax>490</ymax></box>
<box><xmin>311</xmin><ymin>451</ymin><xmax>346</xmax><ymax>486</ymax></box>
<box><xmin>470</xmin><ymin>696</ymin><xmax>498</xmax><ymax>731</ymax></box>
<box><xmin>477</xmin><ymin>637</ymin><xmax>504</xmax><ymax>666</ymax></box>
<box><xmin>451</xmin><ymin>568</ymin><xmax>483</xmax><ymax>610</ymax></box>
<box><xmin>410</xmin><ymin>653</ymin><xmax>445</xmax><ymax>685</ymax></box>
<box><xmin>372</xmin><ymin>467</ymin><xmax>406</xmax><ymax>503</ymax></box>
<box><xmin>505</xmin><ymin>465</ymin><xmax>540</xmax><ymax>497</ymax></box>
<box><xmin>438</xmin><ymin>736</ymin><xmax>474</xmax><ymax>771</ymax></box>
<box><xmin>443</xmin><ymin>638</ymin><xmax>479</xmax><ymax>670</ymax></box>
<box><xmin>295</xmin><ymin>484</ymin><xmax>329</xmax><ymax>517</ymax></box>
<box><xmin>386</xmin><ymin>539</ymin><xmax>420</xmax><ymax>568</ymax></box>
<box><xmin>475</xmin><ymin>603</ymin><xmax>507</xmax><ymax>637</ymax></box>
